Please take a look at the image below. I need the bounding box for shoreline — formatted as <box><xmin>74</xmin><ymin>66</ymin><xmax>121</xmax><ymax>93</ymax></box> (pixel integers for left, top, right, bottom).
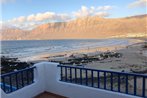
<box><xmin>35</xmin><ymin>39</ymin><xmax>147</xmax><ymax>74</ymax></box>
<box><xmin>18</xmin><ymin>38</ymin><xmax>144</xmax><ymax>62</ymax></box>
<box><xmin>1</xmin><ymin>38</ymin><xmax>147</xmax><ymax>74</ymax></box>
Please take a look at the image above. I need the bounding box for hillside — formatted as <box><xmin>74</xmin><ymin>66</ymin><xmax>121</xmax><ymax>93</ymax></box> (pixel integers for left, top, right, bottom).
<box><xmin>1</xmin><ymin>14</ymin><xmax>147</xmax><ymax>40</ymax></box>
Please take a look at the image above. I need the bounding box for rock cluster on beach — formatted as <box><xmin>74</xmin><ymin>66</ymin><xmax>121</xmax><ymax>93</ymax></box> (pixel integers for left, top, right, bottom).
<box><xmin>1</xmin><ymin>56</ymin><xmax>34</xmax><ymax>74</ymax></box>
<box><xmin>49</xmin><ymin>42</ymin><xmax>147</xmax><ymax>74</ymax></box>
<box><xmin>49</xmin><ymin>51</ymin><xmax>123</xmax><ymax>67</ymax></box>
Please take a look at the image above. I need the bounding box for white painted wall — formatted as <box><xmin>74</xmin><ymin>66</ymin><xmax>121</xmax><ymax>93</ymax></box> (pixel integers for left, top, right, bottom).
<box><xmin>44</xmin><ymin>62</ymin><xmax>140</xmax><ymax>98</ymax></box>
<box><xmin>1</xmin><ymin>63</ymin><xmax>46</xmax><ymax>98</ymax></box>
<box><xmin>1</xmin><ymin>62</ymin><xmax>141</xmax><ymax>98</ymax></box>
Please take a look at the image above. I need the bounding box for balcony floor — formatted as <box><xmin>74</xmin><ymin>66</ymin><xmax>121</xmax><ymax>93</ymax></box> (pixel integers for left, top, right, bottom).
<box><xmin>34</xmin><ymin>91</ymin><xmax>67</xmax><ymax>98</ymax></box>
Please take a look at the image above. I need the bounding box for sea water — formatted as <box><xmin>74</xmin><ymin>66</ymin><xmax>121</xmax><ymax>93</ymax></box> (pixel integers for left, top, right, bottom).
<box><xmin>1</xmin><ymin>39</ymin><xmax>132</xmax><ymax>61</ymax></box>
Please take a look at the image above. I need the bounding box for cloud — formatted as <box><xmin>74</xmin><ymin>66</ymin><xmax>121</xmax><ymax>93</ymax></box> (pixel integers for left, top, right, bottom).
<box><xmin>6</xmin><ymin>5</ymin><xmax>113</xmax><ymax>30</ymax></box>
<box><xmin>73</xmin><ymin>5</ymin><xmax>112</xmax><ymax>18</ymax></box>
<box><xmin>73</xmin><ymin>6</ymin><xmax>92</xmax><ymax>17</ymax></box>
<box><xmin>95</xmin><ymin>12</ymin><xmax>110</xmax><ymax>17</ymax></box>
<box><xmin>0</xmin><ymin>21</ymin><xmax>2</xmax><ymax>30</ymax></box>
<box><xmin>27</xmin><ymin>14</ymin><xmax>35</xmax><ymax>21</ymax></box>
<box><xmin>10</xmin><ymin>12</ymin><xmax>71</xmax><ymax>23</ymax></box>
<box><xmin>7</xmin><ymin>12</ymin><xmax>72</xmax><ymax>30</ymax></box>
<box><xmin>27</xmin><ymin>12</ymin><xmax>70</xmax><ymax>22</ymax></box>
<box><xmin>17</xmin><ymin>16</ymin><xmax>26</xmax><ymax>23</ymax></box>
<box><xmin>97</xmin><ymin>6</ymin><xmax>113</xmax><ymax>10</ymax></box>
<box><xmin>35</xmin><ymin>12</ymin><xmax>55</xmax><ymax>21</ymax></box>
<box><xmin>128</xmin><ymin>0</ymin><xmax>147</xmax><ymax>8</ymax></box>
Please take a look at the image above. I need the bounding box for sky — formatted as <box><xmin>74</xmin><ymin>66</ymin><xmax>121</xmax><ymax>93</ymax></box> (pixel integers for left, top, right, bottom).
<box><xmin>1</xmin><ymin>0</ymin><xmax>147</xmax><ymax>30</ymax></box>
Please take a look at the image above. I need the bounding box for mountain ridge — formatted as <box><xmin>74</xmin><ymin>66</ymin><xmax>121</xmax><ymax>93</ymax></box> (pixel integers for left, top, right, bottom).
<box><xmin>1</xmin><ymin>14</ymin><xmax>147</xmax><ymax>40</ymax></box>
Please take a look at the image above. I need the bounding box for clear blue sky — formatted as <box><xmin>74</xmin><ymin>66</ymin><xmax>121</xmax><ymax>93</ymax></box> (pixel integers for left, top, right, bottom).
<box><xmin>1</xmin><ymin>0</ymin><xmax>146</xmax><ymax>29</ymax></box>
<box><xmin>2</xmin><ymin>0</ymin><xmax>146</xmax><ymax>20</ymax></box>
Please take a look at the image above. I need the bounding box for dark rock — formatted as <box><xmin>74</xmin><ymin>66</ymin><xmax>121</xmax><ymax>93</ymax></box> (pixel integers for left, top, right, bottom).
<box><xmin>1</xmin><ymin>56</ymin><xmax>34</xmax><ymax>74</ymax></box>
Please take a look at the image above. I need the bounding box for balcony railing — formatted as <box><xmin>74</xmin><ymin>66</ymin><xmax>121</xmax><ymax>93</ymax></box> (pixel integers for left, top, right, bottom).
<box><xmin>0</xmin><ymin>66</ymin><xmax>36</xmax><ymax>93</ymax></box>
<box><xmin>58</xmin><ymin>65</ymin><xmax>147</xmax><ymax>97</ymax></box>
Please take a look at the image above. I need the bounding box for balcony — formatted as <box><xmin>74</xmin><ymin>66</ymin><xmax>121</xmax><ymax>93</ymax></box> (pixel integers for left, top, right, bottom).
<box><xmin>1</xmin><ymin>62</ymin><xmax>146</xmax><ymax>98</ymax></box>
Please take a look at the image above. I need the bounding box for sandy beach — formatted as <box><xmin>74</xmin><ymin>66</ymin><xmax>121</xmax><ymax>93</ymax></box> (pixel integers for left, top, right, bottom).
<box><xmin>19</xmin><ymin>38</ymin><xmax>147</xmax><ymax>75</ymax></box>
<box><xmin>1</xmin><ymin>38</ymin><xmax>147</xmax><ymax>96</ymax></box>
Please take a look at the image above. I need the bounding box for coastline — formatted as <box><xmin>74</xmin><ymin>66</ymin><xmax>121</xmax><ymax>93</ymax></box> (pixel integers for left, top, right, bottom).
<box><xmin>1</xmin><ymin>38</ymin><xmax>147</xmax><ymax>74</ymax></box>
<box><xmin>24</xmin><ymin>38</ymin><xmax>147</xmax><ymax>74</ymax></box>
<box><xmin>18</xmin><ymin>38</ymin><xmax>144</xmax><ymax>62</ymax></box>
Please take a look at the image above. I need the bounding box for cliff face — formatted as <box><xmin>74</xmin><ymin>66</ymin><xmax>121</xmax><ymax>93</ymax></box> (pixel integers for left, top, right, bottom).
<box><xmin>1</xmin><ymin>15</ymin><xmax>147</xmax><ymax>40</ymax></box>
<box><xmin>1</xmin><ymin>27</ymin><xmax>28</xmax><ymax>40</ymax></box>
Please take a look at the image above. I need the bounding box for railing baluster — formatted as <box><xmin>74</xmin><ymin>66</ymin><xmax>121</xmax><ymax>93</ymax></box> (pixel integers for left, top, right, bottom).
<box><xmin>21</xmin><ymin>71</ymin><xmax>24</xmax><ymax>87</ymax></box>
<box><xmin>70</xmin><ymin>67</ymin><xmax>72</xmax><ymax>82</ymax></box>
<box><xmin>80</xmin><ymin>69</ymin><xmax>82</xmax><ymax>85</ymax></box>
<box><xmin>97</xmin><ymin>71</ymin><xmax>100</xmax><ymax>88</ymax></box>
<box><xmin>60</xmin><ymin>66</ymin><xmax>63</xmax><ymax>81</ymax></box>
<box><xmin>26</xmin><ymin>70</ymin><xmax>29</xmax><ymax>84</ymax></box>
<box><xmin>142</xmin><ymin>77</ymin><xmax>146</xmax><ymax>97</ymax></box>
<box><xmin>2</xmin><ymin>77</ymin><xmax>6</xmax><ymax>92</ymax></box>
<box><xmin>65</xmin><ymin>67</ymin><xmax>67</xmax><ymax>82</ymax></box>
<box><xmin>31</xmin><ymin>68</ymin><xmax>34</xmax><ymax>83</ymax></box>
<box><xmin>126</xmin><ymin>75</ymin><xmax>128</xmax><ymax>94</ymax></box>
<box><xmin>111</xmin><ymin>73</ymin><xmax>113</xmax><ymax>91</ymax></box>
<box><xmin>134</xmin><ymin>76</ymin><xmax>137</xmax><ymax>95</ymax></box>
<box><xmin>15</xmin><ymin>73</ymin><xmax>18</xmax><ymax>89</ymax></box>
<box><xmin>75</xmin><ymin>68</ymin><xmax>77</xmax><ymax>83</ymax></box>
<box><xmin>104</xmin><ymin>72</ymin><xmax>106</xmax><ymax>89</ymax></box>
<box><xmin>85</xmin><ymin>69</ymin><xmax>88</xmax><ymax>86</ymax></box>
<box><xmin>118</xmin><ymin>73</ymin><xmax>120</xmax><ymax>92</ymax></box>
<box><xmin>9</xmin><ymin>75</ymin><xmax>13</xmax><ymax>93</ymax></box>
<box><xmin>91</xmin><ymin>70</ymin><xmax>94</xmax><ymax>87</ymax></box>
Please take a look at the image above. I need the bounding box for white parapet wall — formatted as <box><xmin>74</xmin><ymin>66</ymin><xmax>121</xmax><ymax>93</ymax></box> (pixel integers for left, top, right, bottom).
<box><xmin>1</xmin><ymin>62</ymin><xmax>140</xmax><ymax>98</ymax></box>
<box><xmin>1</xmin><ymin>62</ymin><xmax>46</xmax><ymax>98</ymax></box>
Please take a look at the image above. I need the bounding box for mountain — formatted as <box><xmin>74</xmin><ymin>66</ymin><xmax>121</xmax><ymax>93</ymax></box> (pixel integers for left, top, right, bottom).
<box><xmin>1</xmin><ymin>26</ymin><xmax>29</xmax><ymax>40</ymax></box>
<box><xmin>1</xmin><ymin>14</ymin><xmax>147</xmax><ymax>40</ymax></box>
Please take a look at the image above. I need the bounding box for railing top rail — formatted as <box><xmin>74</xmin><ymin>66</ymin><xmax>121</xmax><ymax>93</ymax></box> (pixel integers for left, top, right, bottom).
<box><xmin>1</xmin><ymin>66</ymin><xmax>36</xmax><ymax>77</ymax></box>
<box><xmin>58</xmin><ymin>65</ymin><xmax>147</xmax><ymax>77</ymax></box>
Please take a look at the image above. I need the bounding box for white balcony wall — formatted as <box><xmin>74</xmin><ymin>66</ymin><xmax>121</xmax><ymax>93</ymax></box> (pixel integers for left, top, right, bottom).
<box><xmin>1</xmin><ymin>63</ymin><xmax>46</xmax><ymax>98</ymax></box>
<box><xmin>1</xmin><ymin>62</ymin><xmax>140</xmax><ymax>98</ymax></box>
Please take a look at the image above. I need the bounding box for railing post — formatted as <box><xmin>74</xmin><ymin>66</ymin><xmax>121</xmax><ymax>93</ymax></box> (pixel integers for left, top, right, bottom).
<box><xmin>26</xmin><ymin>70</ymin><xmax>29</xmax><ymax>85</ymax></box>
<box><xmin>134</xmin><ymin>76</ymin><xmax>137</xmax><ymax>95</ymax></box>
<box><xmin>60</xmin><ymin>66</ymin><xmax>63</xmax><ymax>81</ymax></box>
<box><xmin>91</xmin><ymin>70</ymin><xmax>94</xmax><ymax>87</ymax></box>
<box><xmin>118</xmin><ymin>73</ymin><xmax>120</xmax><ymax>92</ymax></box>
<box><xmin>75</xmin><ymin>68</ymin><xmax>77</xmax><ymax>83</ymax></box>
<box><xmin>85</xmin><ymin>69</ymin><xmax>88</xmax><ymax>86</ymax></box>
<box><xmin>80</xmin><ymin>69</ymin><xmax>82</xmax><ymax>85</ymax></box>
<box><xmin>21</xmin><ymin>71</ymin><xmax>24</xmax><ymax>87</ymax></box>
<box><xmin>15</xmin><ymin>73</ymin><xmax>18</xmax><ymax>89</ymax></box>
<box><xmin>142</xmin><ymin>77</ymin><xmax>146</xmax><ymax>97</ymax></box>
<box><xmin>31</xmin><ymin>68</ymin><xmax>34</xmax><ymax>83</ymax></box>
<box><xmin>70</xmin><ymin>67</ymin><xmax>72</xmax><ymax>82</ymax></box>
<box><xmin>111</xmin><ymin>73</ymin><xmax>113</xmax><ymax>91</ymax></box>
<box><xmin>2</xmin><ymin>77</ymin><xmax>6</xmax><ymax>92</ymax></box>
<box><xmin>9</xmin><ymin>75</ymin><xmax>13</xmax><ymax>93</ymax></box>
<box><xmin>65</xmin><ymin>67</ymin><xmax>68</xmax><ymax>82</ymax></box>
<box><xmin>97</xmin><ymin>71</ymin><xmax>100</xmax><ymax>88</ymax></box>
<box><xmin>104</xmin><ymin>72</ymin><xmax>106</xmax><ymax>89</ymax></box>
<box><xmin>125</xmin><ymin>75</ymin><xmax>128</xmax><ymax>94</ymax></box>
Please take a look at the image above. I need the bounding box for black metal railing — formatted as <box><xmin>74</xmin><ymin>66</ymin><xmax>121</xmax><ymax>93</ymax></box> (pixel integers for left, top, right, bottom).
<box><xmin>58</xmin><ymin>65</ymin><xmax>147</xmax><ymax>97</ymax></box>
<box><xmin>0</xmin><ymin>66</ymin><xmax>36</xmax><ymax>93</ymax></box>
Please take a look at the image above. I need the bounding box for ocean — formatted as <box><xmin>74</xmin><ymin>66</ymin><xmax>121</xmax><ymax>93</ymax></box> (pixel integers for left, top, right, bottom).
<box><xmin>1</xmin><ymin>39</ymin><xmax>132</xmax><ymax>61</ymax></box>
